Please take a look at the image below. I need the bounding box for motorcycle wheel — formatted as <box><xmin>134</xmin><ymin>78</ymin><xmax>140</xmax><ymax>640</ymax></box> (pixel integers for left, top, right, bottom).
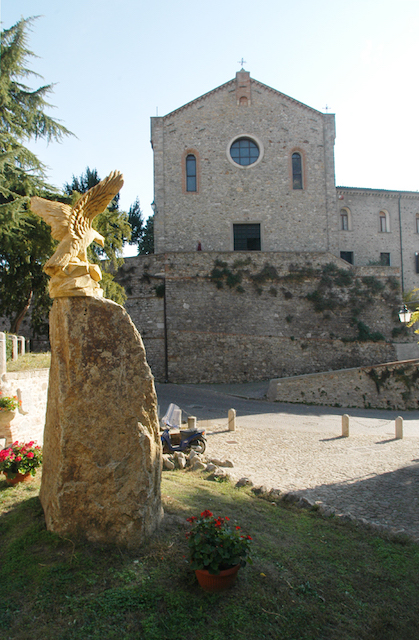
<box><xmin>190</xmin><ymin>437</ymin><xmax>206</xmax><ymax>455</ymax></box>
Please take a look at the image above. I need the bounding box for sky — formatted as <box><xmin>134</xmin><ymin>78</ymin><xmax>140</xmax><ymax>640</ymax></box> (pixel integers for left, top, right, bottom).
<box><xmin>2</xmin><ymin>0</ymin><xmax>419</xmax><ymax>255</ymax></box>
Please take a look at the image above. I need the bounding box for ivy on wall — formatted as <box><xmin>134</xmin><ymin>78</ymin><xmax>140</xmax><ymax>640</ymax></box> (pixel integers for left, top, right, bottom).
<box><xmin>366</xmin><ymin>365</ymin><xmax>419</xmax><ymax>403</ymax></box>
<box><xmin>208</xmin><ymin>258</ymin><xmax>400</xmax><ymax>342</ymax></box>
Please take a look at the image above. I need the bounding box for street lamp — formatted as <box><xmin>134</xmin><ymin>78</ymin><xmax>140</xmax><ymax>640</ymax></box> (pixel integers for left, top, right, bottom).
<box><xmin>398</xmin><ymin>304</ymin><xmax>412</xmax><ymax>324</ymax></box>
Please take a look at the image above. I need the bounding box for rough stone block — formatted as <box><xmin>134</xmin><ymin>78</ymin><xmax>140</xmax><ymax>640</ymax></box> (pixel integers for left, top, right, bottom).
<box><xmin>39</xmin><ymin>297</ymin><xmax>162</xmax><ymax>548</ymax></box>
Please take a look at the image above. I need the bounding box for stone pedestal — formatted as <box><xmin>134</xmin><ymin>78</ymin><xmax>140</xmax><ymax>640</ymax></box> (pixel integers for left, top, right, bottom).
<box><xmin>40</xmin><ymin>297</ymin><xmax>162</xmax><ymax>548</ymax></box>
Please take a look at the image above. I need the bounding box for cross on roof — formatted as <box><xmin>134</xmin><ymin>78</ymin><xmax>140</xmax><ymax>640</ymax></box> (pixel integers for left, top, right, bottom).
<box><xmin>238</xmin><ymin>58</ymin><xmax>247</xmax><ymax>69</ymax></box>
<box><xmin>323</xmin><ymin>104</ymin><xmax>331</xmax><ymax>112</ymax></box>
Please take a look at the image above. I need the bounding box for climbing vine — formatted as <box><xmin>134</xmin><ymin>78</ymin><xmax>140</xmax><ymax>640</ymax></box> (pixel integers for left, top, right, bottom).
<box><xmin>367</xmin><ymin>365</ymin><xmax>419</xmax><ymax>399</ymax></box>
<box><xmin>366</xmin><ymin>368</ymin><xmax>392</xmax><ymax>394</ymax></box>
<box><xmin>208</xmin><ymin>258</ymin><xmax>400</xmax><ymax>342</ymax></box>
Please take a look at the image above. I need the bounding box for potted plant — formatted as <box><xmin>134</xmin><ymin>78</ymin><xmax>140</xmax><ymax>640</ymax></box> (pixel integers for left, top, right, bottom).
<box><xmin>0</xmin><ymin>441</ymin><xmax>43</xmax><ymax>485</ymax></box>
<box><xmin>186</xmin><ymin>509</ymin><xmax>252</xmax><ymax>591</ymax></box>
<box><xmin>0</xmin><ymin>391</ymin><xmax>21</xmax><ymax>426</ymax></box>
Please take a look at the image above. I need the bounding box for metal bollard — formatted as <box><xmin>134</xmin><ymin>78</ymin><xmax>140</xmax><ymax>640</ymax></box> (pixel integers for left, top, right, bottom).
<box><xmin>228</xmin><ymin>408</ymin><xmax>236</xmax><ymax>431</ymax></box>
<box><xmin>342</xmin><ymin>414</ymin><xmax>349</xmax><ymax>437</ymax></box>
<box><xmin>188</xmin><ymin>416</ymin><xmax>197</xmax><ymax>430</ymax></box>
<box><xmin>395</xmin><ymin>416</ymin><xmax>403</xmax><ymax>440</ymax></box>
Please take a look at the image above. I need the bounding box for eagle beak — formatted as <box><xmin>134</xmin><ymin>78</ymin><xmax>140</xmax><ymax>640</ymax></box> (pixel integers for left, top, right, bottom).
<box><xmin>96</xmin><ymin>234</ymin><xmax>105</xmax><ymax>248</ymax></box>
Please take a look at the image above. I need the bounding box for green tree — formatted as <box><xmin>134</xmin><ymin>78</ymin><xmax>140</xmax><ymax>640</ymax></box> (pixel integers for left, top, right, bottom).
<box><xmin>138</xmin><ymin>214</ymin><xmax>154</xmax><ymax>255</ymax></box>
<box><xmin>127</xmin><ymin>198</ymin><xmax>155</xmax><ymax>254</ymax></box>
<box><xmin>64</xmin><ymin>167</ymin><xmax>131</xmax><ymax>304</ymax></box>
<box><xmin>128</xmin><ymin>197</ymin><xmax>144</xmax><ymax>245</ymax></box>
<box><xmin>0</xmin><ymin>17</ymin><xmax>72</xmax><ymax>334</ymax></box>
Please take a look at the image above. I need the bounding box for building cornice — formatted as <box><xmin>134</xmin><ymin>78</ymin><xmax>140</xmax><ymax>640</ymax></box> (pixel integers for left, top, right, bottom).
<box><xmin>337</xmin><ymin>186</ymin><xmax>419</xmax><ymax>200</ymax></box>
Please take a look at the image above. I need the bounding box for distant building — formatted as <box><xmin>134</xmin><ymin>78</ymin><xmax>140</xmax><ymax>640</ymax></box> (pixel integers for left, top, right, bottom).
<box><xmin>151</xmin><ymin>69</ymin><xmax>419</xmax><ymax>293</ymax></box>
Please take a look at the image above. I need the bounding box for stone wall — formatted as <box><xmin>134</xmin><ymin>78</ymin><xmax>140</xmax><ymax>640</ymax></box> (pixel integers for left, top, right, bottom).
<box><xmin>267</xmin><ymin>359</ymin><xmax>419</xmax><ymax>411</ymax></box>
<box><xmin>0</xmin><ymin>369</ymin><xmax>48</xmax><ymax>446</ymax></box>
<box><xmin>116</xmin><ymin>251</ymin><xmax>403</xmax><ymax>384</ymax></box>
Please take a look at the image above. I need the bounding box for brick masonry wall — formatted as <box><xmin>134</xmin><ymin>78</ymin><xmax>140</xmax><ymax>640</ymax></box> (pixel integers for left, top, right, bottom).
<box><xmin>0</xmin><ymin>369</ymin><xmax>49</xmax><ymax>446</ymax></box>
<box><xmin>267</xmin><ymin>359</ymin><xmax>419</xmax><ymax>411</ymax></box>
<box><xmin>116</xmin><ymin>251</ymin><xmax>402</xmax><ymax>384</ymax></box>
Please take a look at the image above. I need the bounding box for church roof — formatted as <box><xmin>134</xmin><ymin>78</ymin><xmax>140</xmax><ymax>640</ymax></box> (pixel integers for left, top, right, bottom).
<box><xmin>162</xmin><ymin>73</ymin><xmax>325</xmax><ymax>120</ymax></box>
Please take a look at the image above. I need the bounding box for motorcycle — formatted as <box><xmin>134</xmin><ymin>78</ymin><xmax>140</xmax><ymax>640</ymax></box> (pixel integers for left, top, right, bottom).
<box><xmin>160</xmin><ymin>427</ymin><xmax>206</xmax><ymax>455</ymax></box>
<box><xmin>160</xmin><ymin>402</ymin><xmax>206</xmax><ymax>455</ymax></box>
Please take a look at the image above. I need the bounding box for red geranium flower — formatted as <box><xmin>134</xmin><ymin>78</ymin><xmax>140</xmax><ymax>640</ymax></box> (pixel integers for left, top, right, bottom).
<box><xmin>185</xmin><ymin>510</ymin><xmax>253</xmax><ymax>575</ymax></box>
<box><xmin>186</xmin><ymin>516</ymin><xmax>197</xmax><ymax>523</ymax></box>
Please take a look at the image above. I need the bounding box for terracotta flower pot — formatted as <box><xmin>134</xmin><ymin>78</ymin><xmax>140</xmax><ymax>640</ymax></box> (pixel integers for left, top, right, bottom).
<box><xmin>195</xmin><ymin>564</ymin><xmax>240</xmax><ymax>592</ymax></box>
<box><xmin>0</xmin><ymin>410</ymin><xmax>16</xmax><ymax>427</ymax></box>
<box><xmin>4</xmin><ymin>472</ymin><xmax>32</xmax><ymax>486</ymax></box>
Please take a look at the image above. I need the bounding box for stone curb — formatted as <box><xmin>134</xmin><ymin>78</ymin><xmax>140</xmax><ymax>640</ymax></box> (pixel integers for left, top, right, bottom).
<box><xmin>245</xmin><ymin>483</ymin><xmax>419</xmax><ymax>545</ymax></box>
<box><xmin>162</xmin><ymin>454</ymin><xmax>418</xmax><ymax>545</ymax></box>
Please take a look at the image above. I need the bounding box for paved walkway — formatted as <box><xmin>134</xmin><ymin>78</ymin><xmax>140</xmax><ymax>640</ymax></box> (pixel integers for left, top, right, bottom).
<box><xmin>156</xmin><ymin>382</ymin><xmax>419</xmax><ymax>541</ymax></box>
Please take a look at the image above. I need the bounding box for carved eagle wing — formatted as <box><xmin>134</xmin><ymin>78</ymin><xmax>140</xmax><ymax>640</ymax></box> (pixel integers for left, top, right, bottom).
<box><xmin>30</xmin><ymin>198</ymin><xmax>72</xmax><ymax>242</ymax></box>
<box><xmin>30</xmin><ymin>171</ymin><xmax>124</xmax><ymax>273</ymax></box>
<box><xmin>67</xmin><ymin>170</ymin><xmax>124</xmax><ymax>250</ymax></box>
<box><xmin>72</xmin><ymin>170</ymin><xmax>124</xmax><ymax>222</ymax></box>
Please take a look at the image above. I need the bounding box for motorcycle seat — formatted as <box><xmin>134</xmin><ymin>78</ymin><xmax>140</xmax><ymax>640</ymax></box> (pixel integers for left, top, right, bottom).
<box><xmin>179</xmin><ymin>429</ymin><xmax>200</xmax><ymax>439</ymax></box>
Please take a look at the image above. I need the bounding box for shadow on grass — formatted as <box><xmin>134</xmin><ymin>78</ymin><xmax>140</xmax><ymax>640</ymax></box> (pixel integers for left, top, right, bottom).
<box><xmin>1</xmin><ymin>471</ymin><xmax>419</xmax><ymax>640</ymax></box>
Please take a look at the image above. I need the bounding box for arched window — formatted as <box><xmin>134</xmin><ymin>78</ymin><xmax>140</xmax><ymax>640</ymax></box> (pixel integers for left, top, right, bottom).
<box><xmin>379</xmin><ymin>213</ymin><xmax>386</xmax><ymax>232</ymax></box>
<box><xmin>340</xmin><ymin>207</ymin><xmax>352</xmax><ymax>231</ymax></box>
<box><xmin>186</xmin><ymin>154</ymin><xmax>197</xmax><ymax>192</ymax></box>
<box><xmin>379</xmin><ymin>210</ymin><xmax>390</xmax><ymax>233</ymax></box>
<box><xmin>292</xmin><ymin>152</ymin><xmax>303</xmax><ymax>190</ymax></box>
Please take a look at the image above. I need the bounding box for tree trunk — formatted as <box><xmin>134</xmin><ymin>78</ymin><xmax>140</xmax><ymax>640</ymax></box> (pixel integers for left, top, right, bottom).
<box><xmin>11</xmin><ymin>290</ymin><xmax>33</xmax><ymax>334</ymax></box>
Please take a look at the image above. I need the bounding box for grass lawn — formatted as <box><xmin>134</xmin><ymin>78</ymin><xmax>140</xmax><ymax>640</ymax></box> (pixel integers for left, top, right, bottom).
<box><xmin>1</xmin><ymin>469</ymin><xmax>418</xmax><ymax>640</ymax></box>
<box><xmin>6</xmin><ymin>353</ymin><xmax>51</xmax><ymax>372</ymax></box>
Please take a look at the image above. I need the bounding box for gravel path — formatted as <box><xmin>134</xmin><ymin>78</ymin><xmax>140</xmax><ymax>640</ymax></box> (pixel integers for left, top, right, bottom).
<box><xmin>156</xmin><ymin>383</ymin><xmax>419</xmax><ymax>541</ymax></box>
<box><xmin>203</xmin><ymin>417</ymin><xmax>419</xmax><ymax>540</ymax></box>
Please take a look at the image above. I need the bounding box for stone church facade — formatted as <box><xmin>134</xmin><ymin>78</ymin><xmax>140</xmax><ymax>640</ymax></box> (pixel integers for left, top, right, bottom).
<box><xmin>151</xmin><ymin>69</ymin><xmax>419</xmax><ymax>294</ymax></box>
<box><xmin>113</xmin><ymin>69</ymin><xmax>416</xmax><ymax>384</ymax></box>
<box><xmin>4</xmin><ymin>70</ymin><xmax>418</xmax><ymax>385</ymax></box>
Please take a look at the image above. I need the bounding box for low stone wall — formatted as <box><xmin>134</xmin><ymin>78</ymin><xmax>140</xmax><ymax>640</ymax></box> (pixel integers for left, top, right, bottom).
<box><xmin>267</xmin><ymin>359</ymin><xmax>419</xmax><ymax>410</ymax></box>
<box><xmin>0</xmin><ymin>369</ymin><xmax>49</xmax><ymax>446</ymax></box>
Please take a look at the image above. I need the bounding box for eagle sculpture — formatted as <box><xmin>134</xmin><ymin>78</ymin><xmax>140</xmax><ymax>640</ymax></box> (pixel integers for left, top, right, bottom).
<box><xmin>30</xmin><ymin>170</ymin><xmax>124</xmax><ymax>277</ymax></box>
